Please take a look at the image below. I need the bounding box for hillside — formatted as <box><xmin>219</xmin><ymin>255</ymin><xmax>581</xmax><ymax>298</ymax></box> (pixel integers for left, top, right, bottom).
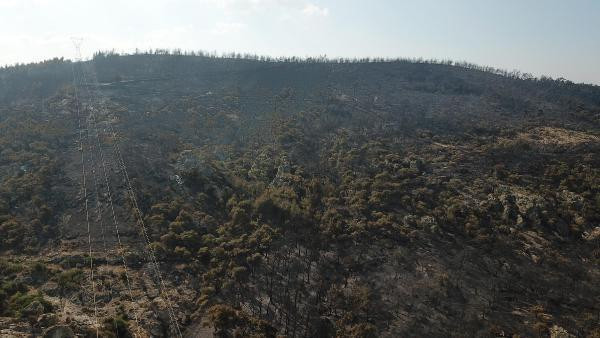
<box><xmin>0</xmin><ymin>53</ymin><xmax>599</xmax><ymax>337</ymax></box>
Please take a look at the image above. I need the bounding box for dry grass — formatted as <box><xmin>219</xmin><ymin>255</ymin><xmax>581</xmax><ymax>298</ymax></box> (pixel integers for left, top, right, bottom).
<box><xmin>518</xmin><ymin>127</ymin><xmax>599</xmax><ymax>146</ymax></box>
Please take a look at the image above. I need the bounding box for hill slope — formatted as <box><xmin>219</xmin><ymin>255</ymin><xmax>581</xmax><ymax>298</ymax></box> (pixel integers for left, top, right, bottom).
<box><xmin>0</xmin><ymin>53</ymin><xmax>599</xmax><ymax>337</ymax></box>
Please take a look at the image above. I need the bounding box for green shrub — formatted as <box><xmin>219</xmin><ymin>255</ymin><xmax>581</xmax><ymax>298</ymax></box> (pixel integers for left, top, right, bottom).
<box><xmin>59</xmin><ymin>255</ymin><xmax>86</xmax><ymax>269</ymax></box>
<box><xmin>0</xmin><ymin>281</ymin><xmax>28</xmax><ymax>315</ymax></box>
<box><xmin>54</xmin><ymin>268</ymin><xmax>85</xmax><ymax>292</ymax></box>
<box><xmin>101</xmin><ymin>313</ymin><xmax>132</xmax><ymax>338</ymax></box>
<box><xmin>6</xmin><ymin>291</ymin><xmax>51</xmax><ymax>318</ymax></box>
<box><xmin>29</xmin><ymin>261</ymin><xmax>51</xmax><ymax>283</ymax></box>
<box><xmin>0</xmin><ymin>259</ymin><xmax>22</xmax><ymax>276</ymax></box>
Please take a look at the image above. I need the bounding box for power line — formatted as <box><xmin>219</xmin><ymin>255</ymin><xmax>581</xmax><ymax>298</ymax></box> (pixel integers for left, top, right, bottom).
<box><xmin>84</xmin><ymin>79</ymin><xmax>121</xmax><ymax>337</ymax></box>
<box><xmin>111</xmin><ymin>134</ymin><xmax>183</xmax><ymax>337</ymax></box>
<box><xmin>73</xmin><ymin>42</ymin><xmax>183</xmax><ymax>337</ymax></box>
<box><xmin>73</xmin><ymin>53</ymin><xmax>144</xmax><ymax>336</ymax></box>
<box><xmin>88</xmin><ymin>99</ymin><xmax>143</xmax><ymax>336</ymax></box>
<box><xmin>70</xmin><ymin>38</ymin><xmax>99</xmax><ymax>338</ymax></box>
<box><xmin>84</xmin><ymin>65</ymin><xmax>184</xmax><ymax>338</ymax></box>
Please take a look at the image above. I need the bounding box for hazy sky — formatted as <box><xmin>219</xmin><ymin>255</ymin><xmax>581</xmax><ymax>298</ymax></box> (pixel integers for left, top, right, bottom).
<box><xmin>1</xmin><ymin>0</ymin><xmax>598</xmax><ymax>84</ymax></box>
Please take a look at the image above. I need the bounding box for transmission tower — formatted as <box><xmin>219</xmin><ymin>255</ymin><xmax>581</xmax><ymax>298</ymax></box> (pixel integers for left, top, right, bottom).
<box><xmin>71</xmin><ymin>37</ymin><xmax>84</xmax><ymax>61</ymax></box>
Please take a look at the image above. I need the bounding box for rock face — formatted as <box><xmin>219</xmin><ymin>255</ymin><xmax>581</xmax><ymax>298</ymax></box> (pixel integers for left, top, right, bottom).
<box><xmin>42</xmin><ymin>325</ymin><xmax>75</xmax><ymax>338</ymax></box>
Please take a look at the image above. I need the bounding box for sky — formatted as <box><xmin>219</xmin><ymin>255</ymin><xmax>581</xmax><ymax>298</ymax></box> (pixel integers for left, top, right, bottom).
<box><xmin>0</xmin><ymin>0</ymin><xmax>598</xmax><ymax>84</ymax></box>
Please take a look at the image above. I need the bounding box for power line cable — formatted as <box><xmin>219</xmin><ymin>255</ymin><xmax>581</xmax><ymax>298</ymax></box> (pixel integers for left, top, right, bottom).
<box><xmin>77</xmin><ymin>49</ymin><xmax>182</xmax><ymax>337</ymax></box>
<box><xmin>74</xmin><ymin>54</ymin><xmax>144</xmax><ymax>336</ymax></box>
<box><xmin>83</xmin><ymin>78</ymin><xmax>121</xmax><ymax>337</ymax></box>
<box><xmin>70</xmin><ymin>39</ymin><xmax>99</xmax><ymax>337</ymax></box>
